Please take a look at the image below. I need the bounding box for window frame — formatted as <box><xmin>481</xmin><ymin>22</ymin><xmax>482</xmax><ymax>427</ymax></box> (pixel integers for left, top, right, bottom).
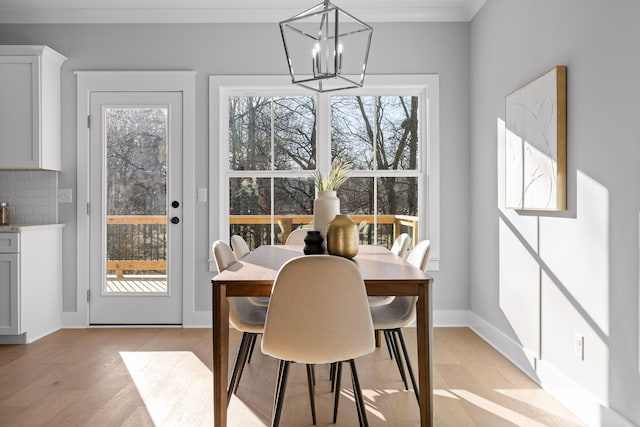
<box><xmin>209</xmin><ymin>74</ymin><xmax>440</xmax><ymax>270</ymax></box>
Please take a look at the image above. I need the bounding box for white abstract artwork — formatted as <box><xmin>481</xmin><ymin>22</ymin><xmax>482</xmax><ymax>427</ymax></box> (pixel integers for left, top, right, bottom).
<box><xmin>505</xmin><ymin>66</ymin><xmax>566</xmax><ymax>211</ymax></box>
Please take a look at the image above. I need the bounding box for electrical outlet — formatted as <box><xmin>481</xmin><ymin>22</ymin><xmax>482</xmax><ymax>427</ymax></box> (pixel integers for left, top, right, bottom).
<box><xmin>197</xmin><ymin>188</ymin><xmax>208</xmax><ymax>202</ymax></box>
<box><xmin>573</xmin><ymin>333</ymin><xmax>584</xmax><ymax>360</ymax></box>
<box><xmin>58</xmin><ymin>189</ymin><xmax>72</xmax><ymax>203</ymax></box>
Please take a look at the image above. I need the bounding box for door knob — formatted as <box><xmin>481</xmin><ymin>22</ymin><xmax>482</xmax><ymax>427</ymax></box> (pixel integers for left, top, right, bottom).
<box><xmin>171</xmin><ymin>217</ymin><xmax>180</xmax><ymax>224</ymax></box>
<box><xmin>171</xmin><ymin>201</ymin><xmax>180</xmax><ymax>208</ymax></box>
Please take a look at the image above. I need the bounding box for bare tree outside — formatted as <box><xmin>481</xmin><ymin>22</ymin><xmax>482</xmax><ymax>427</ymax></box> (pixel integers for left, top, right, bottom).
<box><xmin>105</xmin><ymin>107</ymin><xmax>168</xmax><ymax>273</ymax></box>
<box><xmin>227</xmin><ymin>94</ymin><xmax>421</xmax><ymax>249</ymax></box>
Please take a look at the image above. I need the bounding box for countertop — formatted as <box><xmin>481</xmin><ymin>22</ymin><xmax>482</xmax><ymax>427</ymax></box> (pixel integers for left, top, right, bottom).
<box><xmin>0</xmin><ymin>223</ymin><xmax>65</xmax><ymax>232</ymax></box>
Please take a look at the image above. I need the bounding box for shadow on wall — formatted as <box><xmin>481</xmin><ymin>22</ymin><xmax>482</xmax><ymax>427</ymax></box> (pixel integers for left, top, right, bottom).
<box><xmin>496</xmin><ymin>117</ymin><xmax>611</xmax><ymax>407</ymax></box>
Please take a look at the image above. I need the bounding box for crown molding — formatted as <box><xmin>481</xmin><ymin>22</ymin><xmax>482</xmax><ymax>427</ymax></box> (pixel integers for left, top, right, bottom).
<box><xmin>0</xmin><ymin>0</ymin><xmax>487</xmax><ymax>24</ymax></box>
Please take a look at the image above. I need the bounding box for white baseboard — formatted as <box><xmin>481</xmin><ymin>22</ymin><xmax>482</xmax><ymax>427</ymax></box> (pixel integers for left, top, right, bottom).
<box><xmin>467</xmin><ymin>311</ymin><xmax>635</xmax><ymax>427</ymax></box>
<box><xmin>536</xmin><ymin>360</ymin><xmax>635</xmax><ymax>427</ymax></box>
<box><xmin>467</xmin><ymin>311</ymin><xmax>537</xmax><ymax>379</ymax></box>
<box><xmin>62</xmin><ymin>310</ymin><xmax>212</xmax><ymax>328</ymax></box>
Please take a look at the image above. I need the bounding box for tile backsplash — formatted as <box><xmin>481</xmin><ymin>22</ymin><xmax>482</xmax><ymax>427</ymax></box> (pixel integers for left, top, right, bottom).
<box><xmin>0</xmin><ymin>171</ymin><xmax>58</xmax><ymax>225</ymax></box>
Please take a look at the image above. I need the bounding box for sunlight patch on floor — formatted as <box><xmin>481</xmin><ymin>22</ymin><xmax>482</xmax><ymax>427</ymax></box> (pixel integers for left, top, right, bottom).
<box><xmin>451</xmin><ymin>389</ymin><xmax>548</xmax><ymax>427</ymax></box>
<box><xmin>494</xmin><ymin>388</ymin><xmax>581</xmax><ymax>423</ymax></box>
<box><xmin>434</xmin><ymin>389</ymin><xmax>461</xmax><ymax>399</ymax></box>
<box><xmin>120</xmin><ymin>351</ymin><xmax>213</xmax><ymax>426</ymax></box>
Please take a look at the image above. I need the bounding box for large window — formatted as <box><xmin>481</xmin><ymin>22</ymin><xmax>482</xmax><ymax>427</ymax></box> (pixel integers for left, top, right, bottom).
<box><xmin>210</xmin><ymin>75</ymin><xmax>440</xmax><ymax>268</ymax></box>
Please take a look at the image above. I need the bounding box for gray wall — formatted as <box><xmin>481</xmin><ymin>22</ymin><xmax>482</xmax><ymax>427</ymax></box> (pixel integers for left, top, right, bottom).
<box><xmin>470</xmin><ymin>0</ymin><xmax>640</xmax><ymax>425</ymax></box>
<box><xmin>0</xmin><ymin>22</ymin><xmax>471</xmax><ymax>313</ymax></box>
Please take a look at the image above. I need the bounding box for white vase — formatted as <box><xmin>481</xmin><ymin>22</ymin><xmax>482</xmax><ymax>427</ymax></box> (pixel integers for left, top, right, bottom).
<box><xmin>313</xmin><ymin>190</ymin><xmax>340</xmax><ymax>242</ymax></box>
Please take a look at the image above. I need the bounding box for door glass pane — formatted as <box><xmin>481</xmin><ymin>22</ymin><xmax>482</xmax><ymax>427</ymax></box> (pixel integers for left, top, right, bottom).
<box><xmin>105</xmin><ymin>107</ymin><xmax>168</xmax><ymax>295</ymax></box>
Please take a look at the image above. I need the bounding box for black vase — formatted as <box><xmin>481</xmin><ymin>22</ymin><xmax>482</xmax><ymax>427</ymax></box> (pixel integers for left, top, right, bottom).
<box><xmin>303</xmin><ymin>231</ymin><xmax>324</xmax><ymax>255</ymax></box>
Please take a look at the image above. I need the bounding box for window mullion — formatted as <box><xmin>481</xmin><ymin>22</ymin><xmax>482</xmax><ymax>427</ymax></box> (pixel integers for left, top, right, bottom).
<box><xmin>317</xmin><ymin>92</ymin><xmax>331</xmax><ymax>180</ymax></box>
<box><xmin>270</xmin><ymin>98</ymin><xmax>275</xmax><ymax>245</ymax></box>
<box><xmin>373</xmin><ymin>96</ymin><xmax>378</xmax><ymax>245</ymax></box>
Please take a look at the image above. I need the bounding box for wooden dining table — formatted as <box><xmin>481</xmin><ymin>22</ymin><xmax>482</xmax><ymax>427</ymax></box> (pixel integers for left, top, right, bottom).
<box><xmin>211</xmin><ymin>244</ymin><xmax>434</xmax><ymax>426</ymax></box>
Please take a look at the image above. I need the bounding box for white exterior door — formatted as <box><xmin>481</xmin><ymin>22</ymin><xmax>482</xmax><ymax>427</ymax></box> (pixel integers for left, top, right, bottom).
<box><xmin>88</xmin><ymin>91</ymin><xmax>183</xmax><ymax>324</ymax></box>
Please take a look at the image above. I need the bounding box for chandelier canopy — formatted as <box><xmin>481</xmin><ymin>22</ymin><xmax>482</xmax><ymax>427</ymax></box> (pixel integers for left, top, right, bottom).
<box><xmin>279</xmin><ymin>0</ymin><xmax>373</xmax><ymax>92</ymax></box>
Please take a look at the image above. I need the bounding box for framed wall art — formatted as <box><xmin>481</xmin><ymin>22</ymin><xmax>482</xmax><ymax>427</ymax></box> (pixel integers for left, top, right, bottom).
<box><xmin>505</xmin><ymin>65</ymin><xmax>567</xmax><ymax>211</ymax></box>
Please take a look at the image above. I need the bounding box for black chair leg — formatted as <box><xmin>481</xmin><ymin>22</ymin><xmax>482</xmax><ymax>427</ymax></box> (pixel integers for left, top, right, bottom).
<box><xmin>306</xmin><ymin>364</ymin><xmax>317</xmax><ymax>425</ymax></box>
<box><xmin>330</xmin><ymin>362</ymin><xmax>337</xmax><ymax>392</ymax></box>
<box><xmin>383</xmin><ymin>330</ymin><xmax>394</xmax><ymax>359</ymax></box>
<box><xmin>228</xmin><ymin>332</ymin><xmax>251</xmax><ymax>405</ymax></box>
<box><xmin>232</xmin><ymin>332</ymin><xmax>255</xmax><ymax>395</ymax></box>
<box><xmin>272</xmin><ymin>359</ymin><xmax>285</xmax><ymax>416</ymax></box>
<box><xmin>272</xmin><ymin>360</ymin><xmax>290</xmax><ymax>427</ymax></box>
<box><xmin>389</xmin><ymin>330</ymin><xmax>409</xmax><ymax>390</ymax></box>
<box><xmin>247</xmin><ymin>333</ymin><xmax>258</xmax><ymax>364</ymax></box>
<box><xmin>396</xmin><ymin>328</ymin><xmax>420</xmax><ymax>403</ymax></box>
<box><xmin>332</xmin><ymin>361</ymin><xmax>343</xmax><ymax>423</ymax></box>
<box><xmin>349</xmin><ymin>359</ymin><xmax>369</xmax><ymax>427</ymax></box>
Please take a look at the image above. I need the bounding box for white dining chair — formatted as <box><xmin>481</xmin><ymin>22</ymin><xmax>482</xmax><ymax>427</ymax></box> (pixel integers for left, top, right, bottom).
<box><xmin>212</xmin><ymin>240</ymin><xmax>267</xmax><ymax>405</ymax></box>
<box><xmin>368</xmin><ymin>233</ymin><xmax>411</xmax><ymax>308</ymax></box>
<box><xmin>230</xmin><ymin>235</ymin><xmax>270</xmax><ymax>309</ymax></box>
<box><xmin>262</xmin><ymin>255</ymin><xmax>375</xmax><ymax>426</ymax></box>
<box><xmin>391</xmin><ymin>232</ymin><xmax>410</xmax><ymax>259</ymax></box>
<box><xmin>370</xmin><ymin>239</ymin><xmax>431</xmax><ymax>403</ymax></box>
<box><xmin>284</xmin><ymin>228</ymin><xmax>308</xmax><ymax>245</ymax></box>
<box><xmin>230</xmin><ymin>235</ymin><xmax>250</xmax><ymax>259</ymax></box>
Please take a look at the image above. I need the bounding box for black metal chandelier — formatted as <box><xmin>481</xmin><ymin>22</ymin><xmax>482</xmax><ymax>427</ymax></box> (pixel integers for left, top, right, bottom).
<box><xmin>279</xmin><ymin>0</ymin><xmax>373</xmax><ymax>92</ymax></box>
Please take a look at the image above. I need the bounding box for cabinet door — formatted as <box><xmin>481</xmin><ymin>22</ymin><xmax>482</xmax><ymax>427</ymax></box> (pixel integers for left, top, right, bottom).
<box><xmin>0</xmin><ymin>253</ymin><xmax>20</xmax><ymax>335</ymax></box>
<box><xmin>0</xmin><ymin>56</ymin><xmax>40</xmax><ymax>169</ymax></box>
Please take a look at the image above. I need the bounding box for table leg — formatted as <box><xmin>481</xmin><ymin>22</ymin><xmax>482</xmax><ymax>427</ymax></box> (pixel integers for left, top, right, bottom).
<box><xmin>213</xmin><ymin>284</ymin><xmax>229</xmax><ymax>427</ymax></box>
<box><xmin>416</xmin><ymin>281</ymin><xmax>433</xmax><ymax>427</ymax></box>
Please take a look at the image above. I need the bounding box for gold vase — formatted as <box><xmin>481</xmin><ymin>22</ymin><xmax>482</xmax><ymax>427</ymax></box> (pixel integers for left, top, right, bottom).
<box><xmin>326</xmin><ymin>214</ymin><xmax>359</xmax><ymax>258</ymax></box>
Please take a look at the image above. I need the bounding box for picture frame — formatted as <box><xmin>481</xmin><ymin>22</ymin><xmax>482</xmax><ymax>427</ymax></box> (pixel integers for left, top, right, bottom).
<box><xmin>505</xmin><ymin>65</ymin><xmax>567</xmax><ymax>211</ymax></box>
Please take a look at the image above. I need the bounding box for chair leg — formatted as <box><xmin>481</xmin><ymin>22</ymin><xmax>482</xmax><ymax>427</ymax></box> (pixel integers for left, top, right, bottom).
<box><xmin>349</xmin><ymin>359</ymin><xmax>369</xmax><ymax>427</ymax></box>
<box><xmin>383</xmin><ymin>330</ymin><xmax>394</xmax><ymax>359</ymax></box>
<box><xmin>332</xmin><ymin>361</ymin><xmax>343</xmax><ymax>424</ymax></box>
<box><xmin>227</xmin><ymin>332</ymin><xmax>251</xmax><ymax>405</ymax></box>
<box><xmin>389</xmin><ymin>330</ymin><xmax>409</xmax><ymax>390</ymax></box>
<box><xmin>247</xmin><ymin>333</ymin><xmax>258</xmax><ymax>364</ymax></box>
<box><xmin>331</xmin><ymin>361</ymin><xmax>340</xmax><ymax>392</ymax></box>
<box><xmin>232</xmin><ymin>332</ymin><xmax>255</xmax><ymax>395</ymax></box>
<box><xmin>396</xmin><ymin>328</ymin><xmax>420</xmax><ymax>403</ymax></box>
<box><xmin>272</xmin><ymin>360</ymin><xmax>290</xmax><ymax>427</ymax></box>
<box><xmin>306</xmin><ymin>364</ymin><xmax>317</xmax><ymax>425</ymax></box>
<box><xmin>272</xmin><ymin>359</ymin><xmax>285</xmax><ymax>417</ymax></box>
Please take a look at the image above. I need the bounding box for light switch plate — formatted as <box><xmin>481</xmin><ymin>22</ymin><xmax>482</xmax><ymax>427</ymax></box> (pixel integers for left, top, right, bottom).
<box><xmin>58</xmin><ymin>188</ymin><xmax>72</xmax><ymax>203</ymax></box>
<box><xmin>197</xmin><ymin>188</ymin><xmax>208</xmax><ymax>202</ymax></box>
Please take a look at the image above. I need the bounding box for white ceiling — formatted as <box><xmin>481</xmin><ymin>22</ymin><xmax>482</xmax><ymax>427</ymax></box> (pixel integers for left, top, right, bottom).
<box><xmin>0</xmin><ymin>0</ymin><xmax>487</xmax><ymax>24</ymax></box>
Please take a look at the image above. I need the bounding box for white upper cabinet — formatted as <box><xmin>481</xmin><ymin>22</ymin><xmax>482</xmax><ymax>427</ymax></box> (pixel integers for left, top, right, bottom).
<box><xmin>0</xmin><ymin>46</ymin><xmax>67</xmax><ymax>171</ymax></box>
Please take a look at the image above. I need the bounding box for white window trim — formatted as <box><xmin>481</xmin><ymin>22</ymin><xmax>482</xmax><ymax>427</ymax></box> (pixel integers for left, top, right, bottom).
<box><xmin>209</xmin><ymin>74</ymin><xmax>440</xmax><ymax>271</ymax></box>
<box><xmin>70</xmin><ymin>71</ymin><xmax>197</xmax><ymax>327</ymax></box>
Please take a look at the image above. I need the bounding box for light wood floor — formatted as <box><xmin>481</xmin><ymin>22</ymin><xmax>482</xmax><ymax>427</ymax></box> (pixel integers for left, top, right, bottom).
<box><xmin>0</xmin><ymin>327</ymin><xmax>585</xmax><ymax>427</ymax></box>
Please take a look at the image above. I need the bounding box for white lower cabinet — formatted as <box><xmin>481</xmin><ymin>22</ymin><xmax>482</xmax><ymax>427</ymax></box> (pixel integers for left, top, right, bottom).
<box><xmin>0</xmin><ymin>227</ymin><xmax>63</xmax><ymax>344</ymax></box>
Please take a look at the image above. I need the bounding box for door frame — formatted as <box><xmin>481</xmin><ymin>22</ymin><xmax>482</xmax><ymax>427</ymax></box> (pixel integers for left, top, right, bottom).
<box><xmin>72</xmin><ymin>71</ymin><xmax>196</xmax><ymax>327</ymax></box>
